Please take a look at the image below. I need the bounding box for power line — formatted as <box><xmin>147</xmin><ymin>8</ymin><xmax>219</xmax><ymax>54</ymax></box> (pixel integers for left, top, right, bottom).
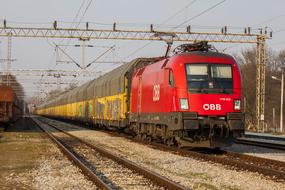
<box><xmin>274</xmin><ymin>27</ymin><xmax>285</xmax><ymax>34</ymax></box>
<box><xmin>72</xmin><ymin>0</ymin><xmax>87</xmax><ymax>28</ymax></box>
<box><xmin>256</xmin><ymin>13</ymin><xmax>285</xmax><ymax>26</ymax></box>
<box><xmin>86</xmin><ymin>45</ymin><xmax>115</xmax><ymax>68</ymax></box>
<box><xmin>171</xmin><ymin>0</ymin><xmax>227</xmax><ymax>31</ymax></box>
<box><xmin>123</xmin><ymin>0</ymin><xmax>227</xmax><ymax>61</ymax></box>
<box><xmin>56</xmin><ymin>0</ymin><xmax>87</xmax><ymax>45</ymax></box>
<box><xmin>122</xmin><ymin>0</ymin><xmax>198</xmax><ymax>61</ymax></box>
<box><xmin>270</xmin><ymin>40</ymin><xmax>285</xmax><ymax>46</ymax></box>
<box><xmin>160</xmin><ymin>0</ymin><xmax>198</xmax><ymax>26</ymax></box>
<box><xmin>58</xmin><ymin>0</ymin><xmax>92</xmax><ymax>59</ymax></box>
<box><xmin>42</xmin><ymin>0</ymin><xmax>88</xmax><ymax>80</ymax></box>
<box><xmin>253</xmin><ymin>11</ymin><xmax>285</xmax><ymax>37</ymax></box>
<box><xmin>76</xmin><ymin>0</ymin><xmax>94</xmax><ymax>28</ymax></box>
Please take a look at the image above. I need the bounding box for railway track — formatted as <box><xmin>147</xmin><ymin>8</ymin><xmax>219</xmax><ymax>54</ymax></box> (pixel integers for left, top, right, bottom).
<box><xmin>38</xmin><ymin>117</ymin><xmax>285</xmax><ymax>182</ymax></box>
<box><xmin>235</xmin><ymin>138</ymin><xmax>285</xmax><ymax>151</ymax></box>
<box><xmin>145</xmin><ymin>141</ymin><xmax>285</xmax><ymax>182</ymax></box>
<box><xmin>97</xmin><ymin>128</ymin><xmax>285</xmax><ymax>182</ymax></box>
<box><xmin>245</xmin><ymin>132</ymin><xmax>285</xmax><ymax>142</ymax></box>
<box><xmin>32</xmin><ymin>117</ymin><xmax>189</xmax><ymax>190</ymax></box>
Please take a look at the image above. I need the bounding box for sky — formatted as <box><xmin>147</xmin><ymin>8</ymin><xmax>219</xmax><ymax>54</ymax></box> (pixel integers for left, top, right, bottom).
<box><xmin>0</xmin><ymin>0</ymin><xmax>285</xmax><ymax>99</ymax></box>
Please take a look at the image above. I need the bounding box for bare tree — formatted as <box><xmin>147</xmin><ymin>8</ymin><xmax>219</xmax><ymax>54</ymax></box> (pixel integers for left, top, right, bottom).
<box><xmin>234</xmin><ymin>47</ymin><xmax>284</xmax><ymax>131</ymax></box>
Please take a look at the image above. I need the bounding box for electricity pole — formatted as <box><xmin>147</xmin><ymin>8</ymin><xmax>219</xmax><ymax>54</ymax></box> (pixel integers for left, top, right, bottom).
<box><xmin>75</xmin><ymin>37</ymin><xmax>93</xmax><ymax>70</ymax></box>
<box><xmin>0</xmin><ymin>33</ymin><xmax>15</xmax><ymax>86</ymax></box>
<box><xmin>272</xmin><ymin>66</ymin><xmax>284</xmax><ymax>133</ymax></box>
<box><xmin>281</xmin><ymin>68</ymin><xmax>284</xmax><ymax>132</ymax></box>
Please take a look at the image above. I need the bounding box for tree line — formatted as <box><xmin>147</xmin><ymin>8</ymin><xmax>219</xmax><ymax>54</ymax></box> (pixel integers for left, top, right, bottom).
<box><xmin>235</xmin><ymin>47</ymin><xmax>285</xmax><ymax>132</ymax></box>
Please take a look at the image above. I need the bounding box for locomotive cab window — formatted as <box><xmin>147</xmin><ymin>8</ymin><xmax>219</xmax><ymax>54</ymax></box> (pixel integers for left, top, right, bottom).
<box><xmin>169</xmin><ymin>69</ymin><xmax>175</xmax><ymax>86</ymax></box>
<box><xmin>186</xmin><ymin>64</ymin><xmax>233</xmax><ymax>94</ymax></box>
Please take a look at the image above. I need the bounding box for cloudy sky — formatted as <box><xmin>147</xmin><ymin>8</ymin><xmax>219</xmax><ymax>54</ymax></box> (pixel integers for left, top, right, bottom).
<box><xmin>0</xmin><ymin>0</ymin><xmax>284</xmax><ymax>98</ymax></box>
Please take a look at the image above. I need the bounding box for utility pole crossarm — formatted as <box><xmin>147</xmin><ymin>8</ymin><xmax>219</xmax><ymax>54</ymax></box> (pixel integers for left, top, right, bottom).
<box><xmin>0</xmin><ymin>26</ymin><xmax>265</xmax><ymax>43</ymax></box>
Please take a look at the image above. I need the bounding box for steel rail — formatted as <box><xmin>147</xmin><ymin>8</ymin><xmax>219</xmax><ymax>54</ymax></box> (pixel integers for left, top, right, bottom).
<box><xmin>245</xmin><ymin>133</ymin><xmax>285</xmax><ymax>141</ymax></box>
<box><xmin>223</xmin><ymin>151</ymin><xmax>285</xmax><ymax>170</ymax></box>
<box><xmin>37</xmin><ymin>117</ymin><xmax>190</xmax><ymax>190</ymax></box>
<box><xmin>94</xmin><ymin>127</ymin><xmax>285</xmax><ymax>182</ymax></box>
<box><xmin>147</xmin><ymin>142</ymin><xmax>285</xmax><ymax>182</ymax></box>
<box><xmin>40</xmin><ymin>117</ymin><xmax>285</xmax><ymax>181</ymax></box>
<box><xmin>32</xmin><ymin>117</ymin><xmax>113</xmax><ymax>190</ymax></box>
<box><xmin>235</xmin><ymin>138</ymin><xmax>285</xmax><ymax>151</ymax></box>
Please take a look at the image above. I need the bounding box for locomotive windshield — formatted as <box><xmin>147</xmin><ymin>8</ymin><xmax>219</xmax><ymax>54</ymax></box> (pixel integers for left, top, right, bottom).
<box><xmin>185</xmin><ymin>64</ymin><xmax>233</xmax><ymax>94</ymax></box>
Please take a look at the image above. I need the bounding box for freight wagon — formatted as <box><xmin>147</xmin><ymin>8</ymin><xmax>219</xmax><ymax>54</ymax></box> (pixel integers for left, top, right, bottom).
<box><xmin>0</xmin><ymin>85</ymin><xmax>23</xmax><ymax>124</ymax></box>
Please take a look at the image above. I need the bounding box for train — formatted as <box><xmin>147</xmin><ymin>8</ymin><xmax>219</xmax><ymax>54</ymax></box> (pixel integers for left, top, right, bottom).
<box><xmin>0</xmin><ymin>85</ymin><xmax>24</xmax><ymax>125</ymax></box>
<box><xmin>36</xmin><ymin>42</ymin><xmax>244</xmax><ymax>148</ymax></box>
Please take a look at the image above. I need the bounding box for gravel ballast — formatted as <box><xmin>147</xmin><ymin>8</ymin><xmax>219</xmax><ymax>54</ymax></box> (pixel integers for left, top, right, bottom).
<box><xmin>48</xmin><ymin>119</ymin><xmax>285</xmax><ymax>190</ymax></box>
<box><xmin>223</xmin><ymin>143</ymin><xmax>285</xmax><ymax>162</ymax></box>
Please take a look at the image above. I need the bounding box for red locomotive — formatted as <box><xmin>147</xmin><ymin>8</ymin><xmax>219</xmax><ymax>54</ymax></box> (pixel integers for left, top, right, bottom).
<box><xmin>37</xmin><ymin>42</ymin><xmax>244</xmax><ymax>148</ymax></box>
<box><xmin>130</xmin><ymin>42</ymin><xmax>244</xmax><ymax>147</ymax></box>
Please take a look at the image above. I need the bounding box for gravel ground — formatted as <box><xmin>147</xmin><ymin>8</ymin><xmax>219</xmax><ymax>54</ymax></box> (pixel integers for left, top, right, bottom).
<box><xmin>222</xmin><ymin>143</ymin><xmax>285</xmax><ymax>162</ymax></box>
<box><xmin>4</xmin><ymin>140</ymin><xmax>97</xmax><ymax>190</ymax></box>
<box><xmin>1</xmin><ymin>117</ymin><xmax>97</xmax><ymax>190</ymax></box>
<box><xmin>30</xmin><ymin>147</ymin><xmax>97</xmax><ymax>190</ymax></box>
<box><xmin>47</xmin><ymin>119</ymin><xmax>285</xmax><ymax>190</ymax></box>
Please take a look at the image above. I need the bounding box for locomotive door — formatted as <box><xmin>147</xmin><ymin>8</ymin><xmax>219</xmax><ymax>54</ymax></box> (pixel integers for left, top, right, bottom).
<box><xmin>164</xmin><ymin>68</ymin><xmax>176</xmax><ymax>111</ymax></box>
<box><xmin>137</xmin><ymin>76</ymin><xmax>142</xmax><ymax>114</ymax></box>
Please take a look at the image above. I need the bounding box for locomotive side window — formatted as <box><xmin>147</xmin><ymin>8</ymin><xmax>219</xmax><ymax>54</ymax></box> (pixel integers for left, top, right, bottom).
<box><xmin>186</xmin><ymin>64</ymin><xmax>233</xmax><ymax>94</ymax></box>
<box><xmin>169</xmin><ymin>69</ymin><xmax>175</xmax><ymax>86</ymax></box>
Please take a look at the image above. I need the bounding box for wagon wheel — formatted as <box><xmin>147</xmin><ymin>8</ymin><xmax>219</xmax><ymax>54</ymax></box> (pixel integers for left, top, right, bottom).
<box><xmin>164</xmin><ymin>137</ymin><xmax>174</xmax><ymax>147</ymax></box>
<box><xmin>174</xmin><ymin>138</ymin><xmax>183</xmax><ymax>149</ymax></box>
<box><xmin>136</xmin><ymin>133</ymin><xmax>142</xmax><ymax>140</ymax></box>
<box><xmin>146</xmin><ymin>136</ymin><xmax>152</xmax><ymax>142</ymax></box>
<box><xmin>143</xmin><ymin>134</ymin><xmax>148</xmax><ymax>141</ymax></box>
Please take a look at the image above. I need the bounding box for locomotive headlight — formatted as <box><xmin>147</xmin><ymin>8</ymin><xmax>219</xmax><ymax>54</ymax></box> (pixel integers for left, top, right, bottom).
<box><xmin>180</xmin><ymin>98</ymin><xmax>189</xmax><ymax>110</ymax></box>
<box><xmin>234</xmin><ymin>99</ymin><xmax>241</xmax><ymax>110</ymax></box>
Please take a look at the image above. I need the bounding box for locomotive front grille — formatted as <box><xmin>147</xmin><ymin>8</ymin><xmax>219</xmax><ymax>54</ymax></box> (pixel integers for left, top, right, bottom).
<box><xmin>227</xmin><ymin>113</ymin><xmax>244</xmax><ymax>120</ymax></box>
<box><xmin>182</xmin><ymin>112</ymin><xmax>197</xmax><ymax>119</ymax></box>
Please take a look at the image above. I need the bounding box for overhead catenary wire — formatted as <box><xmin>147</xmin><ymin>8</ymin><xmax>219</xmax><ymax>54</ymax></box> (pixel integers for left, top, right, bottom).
<box><xmin>246</xmin><ymin>11</ymin><xmax>285</xmax><ymax>47</ymax></box>
<box><xmin>159</xmin><ymin>0</ymin><xmax>198</xmax><ymax>27</ymax></box>
<box><xmin>171</xmin><ymin>0</ymin><xmax>226</xmax><ymax>31</ymax></box>
<box><xmin>256</xmin><ymin>12</ymin><xmax>285</xmax><ymax>27</ymax></box>
<box><xmin>85</xmin><ymin>45</ymin><xmax>115</xmax><ymax>68</ymax></box>
<box><xmin>58</xmin><ymin>0</ymin><xmax>87</xmax><ymax>45</ymax></box>
<box><xmin>54</xmin><ymin>44</ymin><xmax>81</xmax><ymax>68</ymax></box>
<box><xmin>123</xmin><ymin>0</ymin><xmax>227</xmax><ymax>61</ymax></box>
<box><xmin>122</xmin><ymin>0</ymin><xmax>198</xmax><ymax>61</ymax></box>
<box><xmin>76</xmin><ymin>0</ymin><xmax>94</xmax><ymax>28</ymax></box>
<box><xmin>71</xmin><ymin>0</ymin><xmax>87</xmax><ymax>28</ymax></box>
<box><xmin>41</xmin><ymin>0</ymin><xmax>88</xmax><ymax>88</ymax></box>
<box><xmin>39</xmin><ymin>0</ymin><xmax>95</xmax><ymax>97</ymax></box>
<box><xmin>58</xmin><ymin>0</ymin><xmax>94</xmax><ymax>61</ymax></box>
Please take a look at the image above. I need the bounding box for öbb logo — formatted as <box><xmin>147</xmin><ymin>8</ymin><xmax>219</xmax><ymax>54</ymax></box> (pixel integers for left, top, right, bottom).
<box><xmin>203</xmin><ymin>104</ymin><xmax>221</xmax><ymax>111</ymax></box>
<box><xmin>153</xmin><ymin>84</ymin><xmax>160</xmax><ymax>101</ymax></box>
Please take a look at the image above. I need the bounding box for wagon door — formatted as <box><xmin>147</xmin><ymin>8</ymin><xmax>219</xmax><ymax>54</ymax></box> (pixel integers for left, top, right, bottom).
<box><xmin>85</xmin><ymin>101</ymin><xmax>89</xmax><ymax>120</ymax></box>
